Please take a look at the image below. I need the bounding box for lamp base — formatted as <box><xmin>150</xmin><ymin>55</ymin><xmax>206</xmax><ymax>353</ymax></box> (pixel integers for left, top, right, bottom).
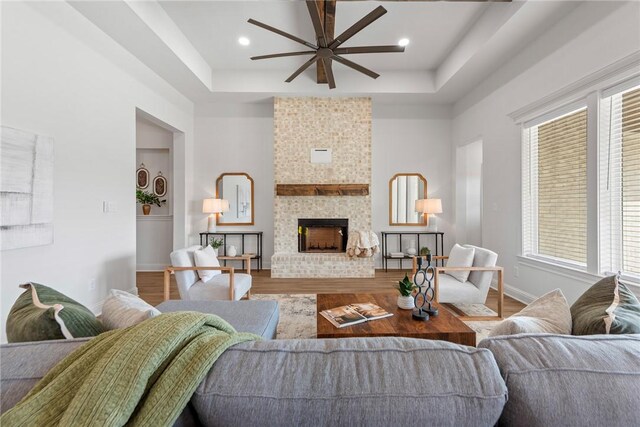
<box><xmin>207</xmin><ymin>215</ymin><xmax>216</xmax><ymax>233</ymax></box>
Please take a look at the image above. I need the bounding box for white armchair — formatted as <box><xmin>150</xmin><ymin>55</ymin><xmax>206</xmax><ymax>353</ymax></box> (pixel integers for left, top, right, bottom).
<box><xmin>163</xmin><ymin>246</ymin><xmax>252</xmax><ymax>302</ymax></box>
<box><xmin>412</xmin><ymin>244</ymin><xmax>504</xmax><ymax>319</ymax></box>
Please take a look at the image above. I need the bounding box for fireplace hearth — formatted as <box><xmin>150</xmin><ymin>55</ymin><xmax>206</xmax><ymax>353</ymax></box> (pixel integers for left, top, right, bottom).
<box><xmin>298</xmin><ymin>218</ymin><xmax>348</xmax><ymax>253</ymax></box>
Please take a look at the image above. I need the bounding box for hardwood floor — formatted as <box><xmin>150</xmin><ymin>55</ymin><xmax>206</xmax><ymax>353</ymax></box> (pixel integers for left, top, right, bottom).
<box><xmin>137</xmin><ymin>269</ymin><xmax>525</xmax><ymax>316</ymax></box>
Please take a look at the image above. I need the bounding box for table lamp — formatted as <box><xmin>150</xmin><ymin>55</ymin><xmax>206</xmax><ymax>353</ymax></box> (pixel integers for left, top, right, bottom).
<box><xmin>203</xmin><ymin>198</ymin><xmax>229</xmax><ymax>232</ymax></box>
<box><xmin>415</xmin><ymin>198</ymin><xmax>442</xmax><ymax>231</ymax></box>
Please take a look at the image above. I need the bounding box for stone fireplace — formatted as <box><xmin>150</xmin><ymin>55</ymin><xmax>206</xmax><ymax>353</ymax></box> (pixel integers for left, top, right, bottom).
<box><xmin>271</xmin><ymin>97</ymin><xmax>374</xmax><ymax>278</ymax></box>
<box><xmin>298</xmin><ymin>218</ymin><xmax>348</xmax><ymax>253</ymax></box>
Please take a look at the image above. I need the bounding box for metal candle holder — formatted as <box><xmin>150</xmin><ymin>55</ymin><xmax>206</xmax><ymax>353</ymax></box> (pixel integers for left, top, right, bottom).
<box><xmin>412</xmin><ymin>254</ymin><xmax>439</xmax><ymax>321</ymax></box>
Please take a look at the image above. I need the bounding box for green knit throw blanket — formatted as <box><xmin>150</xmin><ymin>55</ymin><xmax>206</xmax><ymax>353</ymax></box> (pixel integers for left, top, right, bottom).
<box><xmin>1</xmin><ymin>311</ymin><xmax>259</xmax><ymax>426</ymax></box>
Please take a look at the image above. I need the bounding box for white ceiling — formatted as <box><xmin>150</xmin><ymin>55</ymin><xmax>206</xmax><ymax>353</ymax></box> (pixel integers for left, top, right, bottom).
<box><xmin>159</xmin><ymin>1</ymin><xmax>486</xmax><ymax>72</ymax></box>
<box><xmin>69</xmin><ymin>1</ymin><xmax>584</xmax><ymax>104</ymax></box>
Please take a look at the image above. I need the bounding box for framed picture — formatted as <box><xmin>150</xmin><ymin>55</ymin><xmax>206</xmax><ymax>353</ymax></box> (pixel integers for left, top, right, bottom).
<box><xmin>153</xmin><ymin>172</ymin><xmax>167</xmax><ymax>197</ymax></box>
<box><xmin>136</xmin><ymin>164</ymin><xmax>149</xmax><ymax>188</ymax></box>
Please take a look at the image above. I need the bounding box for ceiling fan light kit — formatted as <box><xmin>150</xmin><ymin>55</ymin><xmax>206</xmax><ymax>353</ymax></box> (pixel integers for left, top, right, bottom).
<box><xmin>248</xmin><ymin>1</ymin><xmax>405</xmax><ymax>89</ymax></box>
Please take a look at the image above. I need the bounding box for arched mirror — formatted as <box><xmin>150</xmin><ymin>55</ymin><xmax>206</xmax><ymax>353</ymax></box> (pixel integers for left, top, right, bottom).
<box><xmin>216</xmin><ymin>173</ymin><xmax>254</xmax><ymax>226</ymax></box>
<box><xmin>389</xmin><ymin>173</ymin><xmax>427</xmax><ymax>226</ymax></box>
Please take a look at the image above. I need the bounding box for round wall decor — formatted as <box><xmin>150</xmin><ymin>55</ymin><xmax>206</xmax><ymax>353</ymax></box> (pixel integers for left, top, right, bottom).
<box><xmin>136</xmin><ymin>163</ymin><xmax>149</xmax><ymax>189</ymax></box>
<box><xmin>153</xmin><ymin>171</ymin><xmax>167</xmax><ymax>197</ymax></box>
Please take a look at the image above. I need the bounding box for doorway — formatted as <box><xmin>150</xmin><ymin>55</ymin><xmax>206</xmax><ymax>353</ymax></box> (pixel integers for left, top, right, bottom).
<box><xmin>455</xmin><ymin>140</ymin><xmax>483</xmax><ymax>247</ymax></box>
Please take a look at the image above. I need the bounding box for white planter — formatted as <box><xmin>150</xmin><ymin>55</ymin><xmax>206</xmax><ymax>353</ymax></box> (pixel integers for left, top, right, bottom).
<box><xmin>397</xmin><ymin>295</ymin><xmax>415</xmax><ymax>310</ymax></box>
<box><xmin>212</xmin><ymin>247</ymin><xmax>219</xmax><ymax>256</ymax></box>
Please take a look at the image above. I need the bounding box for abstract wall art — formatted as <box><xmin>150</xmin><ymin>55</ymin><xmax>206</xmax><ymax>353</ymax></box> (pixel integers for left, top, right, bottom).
<box><xmin>1</xmin><ymin>126</ymin><xmax>54</xmax><ymax>250</ymax></box>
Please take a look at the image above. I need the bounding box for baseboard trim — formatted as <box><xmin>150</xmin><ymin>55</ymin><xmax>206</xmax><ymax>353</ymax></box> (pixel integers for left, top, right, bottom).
<box><xmin>491</xmin><ymin>280</ymin><xmax>536</xmax><ymax>305</ymax></box>
<box><xmin>136</xmin><ymin>264</ymin><xmax>167</xmax><ymax>272</ymax></box>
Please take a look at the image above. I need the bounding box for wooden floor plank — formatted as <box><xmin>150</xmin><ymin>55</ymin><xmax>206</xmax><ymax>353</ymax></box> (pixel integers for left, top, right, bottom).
<box><xmin>137</xmin><ymin>270</ymin><xmax>525</xmax><ymax>317</ymax></box>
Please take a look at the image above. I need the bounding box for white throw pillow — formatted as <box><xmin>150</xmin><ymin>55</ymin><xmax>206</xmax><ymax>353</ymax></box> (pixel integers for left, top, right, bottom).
<box><xmin>445</xmin><ymin>244</ymin><xmax>475</xmax><ymax>283</ymax></box>
<box><xmin>194</xmin><ymin>245</ymin><xmax>222</xmax><ymax>282</ymax></box>
<box><xmin>488</xmin><ymin>289</ymin><xmax>572</xmax><ymax>337</ymax></box>
<box><xmin>101</xmin><ymin>289</ymin><xmax>161</xmax><ymax>330</ymax></box>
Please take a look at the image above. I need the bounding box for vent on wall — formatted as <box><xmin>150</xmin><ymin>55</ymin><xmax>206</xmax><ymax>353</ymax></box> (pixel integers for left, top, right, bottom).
<box><xmin>310</xmin><ymin>148</ymin><xmax>332</xmax><ymax>164</ymax></box>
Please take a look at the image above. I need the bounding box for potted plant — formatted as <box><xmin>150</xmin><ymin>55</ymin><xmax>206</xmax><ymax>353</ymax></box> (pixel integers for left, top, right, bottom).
<box><xmin>136</xmin><ymin>189</ymin><xmax>166</xmax><ymax>215</ymax></box>
<box><xmin>394</xmin><ymin>274</ymin><xmax>416</xmax><ymax>310</ymax></box>
<box><xmin>208</xmin><ymin>237</ymin><xmax>223</xmax><ymax>256</ymax></box>
<box><xmin>420</xmin><ymin>246</ymin><xmax>431</xmax><ymax>256</ymax></box>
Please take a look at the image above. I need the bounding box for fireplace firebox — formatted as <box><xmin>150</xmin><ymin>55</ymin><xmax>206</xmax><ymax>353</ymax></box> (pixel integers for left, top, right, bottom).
<box><xmin>298</xmin><ymin>219</ymin><xmax>348</xmax><ymax>253</ymax></box>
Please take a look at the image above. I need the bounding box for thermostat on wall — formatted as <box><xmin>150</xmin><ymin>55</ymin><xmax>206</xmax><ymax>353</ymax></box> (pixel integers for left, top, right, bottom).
<box><xmin>310</xmin><ymin>148</ymin><xmax>332</xmax><ymax>164</ymax></box>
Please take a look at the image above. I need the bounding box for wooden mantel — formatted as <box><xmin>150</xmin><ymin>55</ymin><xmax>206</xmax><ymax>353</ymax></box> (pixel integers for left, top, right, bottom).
<box><xmin>276</xmin><ymin>184</ymin><xmax>369</xmax><ymax>196</ymax></box>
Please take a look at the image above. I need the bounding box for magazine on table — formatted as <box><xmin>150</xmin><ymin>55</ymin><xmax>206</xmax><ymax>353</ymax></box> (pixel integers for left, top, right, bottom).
<box><xmin>320</xmin><ymin>302</ymin><xmax>393</xmax><ymax>328</ymax></box>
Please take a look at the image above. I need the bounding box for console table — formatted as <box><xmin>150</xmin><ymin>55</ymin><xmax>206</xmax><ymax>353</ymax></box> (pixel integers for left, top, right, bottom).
<box><xmin>199</xmin><ymin>231</ymin><xmax>263</xmax><ymax>271</ymax></box>
<box><xmin>380</xmin><ymin>231</ymin><xmax>444</xmax><ymax>271</ymax></box>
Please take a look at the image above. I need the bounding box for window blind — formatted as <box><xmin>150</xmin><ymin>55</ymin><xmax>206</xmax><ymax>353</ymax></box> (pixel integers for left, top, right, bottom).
<box><xmin>600</xmin><ymin>86</ymin><xmax>640</xmax><ymax>276</ymax></box>
<box><xmin>522</xmin><ymin>108</ymin><xmax>588</xmax><ymax>265</ymax></box>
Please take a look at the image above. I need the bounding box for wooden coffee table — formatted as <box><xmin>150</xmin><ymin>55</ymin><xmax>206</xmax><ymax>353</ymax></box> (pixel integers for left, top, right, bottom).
<box><xmin>317</xmin><ymin>293</ymin><xmax>476</xmax><ymax>346</ymax></box>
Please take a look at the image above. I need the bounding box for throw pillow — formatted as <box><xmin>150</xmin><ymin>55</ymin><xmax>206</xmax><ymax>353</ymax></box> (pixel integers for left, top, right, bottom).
<box><xmin>101</xmin><ymin>289</ymin><xmax>161</xmax><ymax>330</ymax></box>
<box><xmin>445</xmin><ymin>244</ymin><xmax>475</xmax><ymax>283</ymax></box>
<box><xmin>194</xmin><ymin>245</ymin><xmax>222</xmax><ymax>283</ymax></box>
<box><xmin>6</xmin><ymin>282</ymin><xmax>104</xmax><ymax>343</ymax></box>
<box><xmin>571</xmin><ymin>275</ymin><xmax>640</xmax><ymax>335</ymax></box>
<box><xmin>489</xmin><ymin>289</ymin><xmax>572</xmax><ymax>337</ymax></box>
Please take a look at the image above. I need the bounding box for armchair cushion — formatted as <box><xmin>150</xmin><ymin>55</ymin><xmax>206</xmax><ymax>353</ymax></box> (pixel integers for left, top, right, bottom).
<box><xmin>169</xmin><ymin>246</ymin><xmax>202</xmax><ymax>299</ymax></box>
<box><xmin>437</xmin><ymin>275</ymin><xmax>484</xmax><ymax>304</ymax></box>
<box><xmin>188</xmin><ymin>273</ymin><xmax>252</xmax><ymax>301</ymax></box>
<box><xmin>194</xmin><ymin>245</ymin><xmax>222</xmax><ymax>282</ymax></box>
<box><xmin>446</xmin><ymin>244</ymin><xmax>475</xmax><ymax>283</ymax></box>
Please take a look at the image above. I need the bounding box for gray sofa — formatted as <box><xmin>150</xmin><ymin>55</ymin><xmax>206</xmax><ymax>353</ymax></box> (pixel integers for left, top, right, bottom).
<box><xmin>2</xmin><ymin>300</ymin><xmax>639</xmax><ymax>426</ymax></box>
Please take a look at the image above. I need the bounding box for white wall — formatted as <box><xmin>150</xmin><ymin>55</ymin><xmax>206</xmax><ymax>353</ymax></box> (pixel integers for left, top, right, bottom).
<box><xmin>455</xmin><ymin>140</ymin><xmax>483</xmax><ymax>247</ymax></box>
<box><xmin>371</xmin><ymin>104</ymin><xmax>454</xmax><ymax>267</ymax></box>
<box><xmin>451</xmin><ymin>1</ymin><xmax>640</xmax><ymax>304</ymax></box>
<box><xmin>192</xmin><ymin>102</ymin><xmax>454</xmax><ymax>268</ymax></box>
<box><xmin>0</xmin><ymin>1</ymin><xmax>194</xmax><ymax>341</ymax></box>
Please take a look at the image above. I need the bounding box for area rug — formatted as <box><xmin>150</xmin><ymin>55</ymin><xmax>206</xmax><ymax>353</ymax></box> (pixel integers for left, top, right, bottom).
<box><xmin>252</xmin><ymin>294</ymin><xmax>503</xmax><ymax>342</ymax></box>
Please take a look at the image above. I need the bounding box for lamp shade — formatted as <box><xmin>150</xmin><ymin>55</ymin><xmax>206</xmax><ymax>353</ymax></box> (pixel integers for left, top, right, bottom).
<box><xmin>415</xmin><ymin>198</ymin><xmax>442</xmax><ymax>214</ymax></box>
<box><xmin>202</xmin><ymin>198</ymin><xmax>229</xmax><ymax>214</ymax></box>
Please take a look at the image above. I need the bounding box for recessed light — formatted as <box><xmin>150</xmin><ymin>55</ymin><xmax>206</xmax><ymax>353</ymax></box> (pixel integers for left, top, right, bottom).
<box><xmin>238</xmin><ymin>37</ymin><xmax>250</xmax><ymax>46</ymax></box>
<box><xmin>398</xmin><ymin>38</ymin><xmax>410</xmax><ymax>47</ymax></box>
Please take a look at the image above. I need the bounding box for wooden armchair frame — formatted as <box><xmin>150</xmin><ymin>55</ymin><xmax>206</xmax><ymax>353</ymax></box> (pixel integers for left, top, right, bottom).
<box><xmin>163</xmin><ymin>255</ymin><xmax>253</xmax><ymax>302</ymax></box>
<box><xmin>411</xmin><ymin>255</ymin><xmax>504</xmax><ymax>320</ymax></box>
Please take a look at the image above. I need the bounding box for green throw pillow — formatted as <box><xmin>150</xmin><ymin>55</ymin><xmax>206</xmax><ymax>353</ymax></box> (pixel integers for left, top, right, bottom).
<box><xmin>6</xmin><ymin>282</ymin><xmax>105</xmax><ymax>343</ymax></box>
<box><xmin>570</xmin><ymin>275</ymin><xmax>640</xmax><ymax>335</ymax></box>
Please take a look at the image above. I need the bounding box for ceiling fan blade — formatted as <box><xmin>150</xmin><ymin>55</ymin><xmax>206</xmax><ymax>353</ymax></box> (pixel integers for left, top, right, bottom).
<box><xmin>321</xmin><ymin>58</ymin><xmax>336</xmax><ymax>89</ymax></box>
<box><xmin>333</xmin><ymin>45</ymin><xmax>405</xmax><ymax>55</ymax></box>
<box><xmin>285</xmin><ymin>55</ymin><xmax>319</xmax><ymax>83</ymax></box>
<box><xmin>332</xmin><ymin>55</ymin><xmax>379</xmax><ymax>79</ymax></box>
<box><xmin>251</xmin><ymin>51</ymin><xmax>317</xmax><ymax>60</ymax></box>
<box><xmin>306</xmin><ymin>1</ymin><xmax>326</xmax><ymax>48</ymax></box>
<box><xmin>248</xmin><ymin>18</ymin><xmax>317</xmax><ymax>49</ymax></box>
<box><xmin>329</xmin><ymin>6</ymin><xmax>387</xmax><ymax>50</ymax></box>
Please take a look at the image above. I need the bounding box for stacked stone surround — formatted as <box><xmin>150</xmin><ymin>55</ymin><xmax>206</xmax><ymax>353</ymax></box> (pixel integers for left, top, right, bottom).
<box><xmin>271</xmin><ymin>97</ymin><xmax>374</xmax><ymax>278</ymax></box>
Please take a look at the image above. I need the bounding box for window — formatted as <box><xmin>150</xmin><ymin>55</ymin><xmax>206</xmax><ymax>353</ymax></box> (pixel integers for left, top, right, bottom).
<box><xmin>522</xmin><ymin>108</ymin><xmax>588</xmax><ymax>267</ymax></box>
<box><xmin>600</xmin><ymin>85</ymin><xmax>640</xmax><ymax>278</ymax></box>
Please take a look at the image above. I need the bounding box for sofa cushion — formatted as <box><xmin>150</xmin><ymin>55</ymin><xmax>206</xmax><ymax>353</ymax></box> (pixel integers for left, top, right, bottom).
<box><xmin>0</xmin><ymin>338</ymin><xmax>89</xmax><ymax>413</ymax></box>
<box><xmin>479</xmin><ymin>334</ymin><xmax>640</xmax><ymax>426</ymax></box>
<box><xmin>194</xmin><ymin>245</ymin><xmax>222</xmax><ymax>282</ymax></box>
<box><xmin>446</xmin><ymin>244</ymin><xmax>475</xmax><ymax>282</ymax></box>
<box><xmin>193</xmin><ymin>337</ymin><xmax>507</xmax><ymax>426</ymax></box>
<box><xmin>571</xmin><ymin>275</ymin><xmax>640</xmax><ymax>335</ymax></box>
<box><xmin>156</xmin><ymin>300</ymin><xmax>279</xmax><ymax>340</ymax></box>
<box><xmin>188</xmin><ymin>274</ymin><xmax>251</xmax><ymax>301</ymax></box>
<box><xmin>101</xmin><ymin>289</ymin><xmax>161</xmax><ymax>330</ymax></box>
<box><xmin>488</xmin><ymin>289</ymin><xmax>572</xmax><ymax>337</ymax></box>
<box><xmin>437</xmin><ymin>274</ymin><xmax>483</xmax><ymax>304</ymax></box>
<box><xmin>6</xmin><ymin>283</ymin><xmax>104</xmax><ymax>343</ymax></box>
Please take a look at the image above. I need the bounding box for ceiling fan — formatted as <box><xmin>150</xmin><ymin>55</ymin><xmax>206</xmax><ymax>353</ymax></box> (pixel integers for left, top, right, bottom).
<box><xmin>248</xmin><ymin>1</ymin><xmax>405</xmax><ymax>89</ymax></box>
